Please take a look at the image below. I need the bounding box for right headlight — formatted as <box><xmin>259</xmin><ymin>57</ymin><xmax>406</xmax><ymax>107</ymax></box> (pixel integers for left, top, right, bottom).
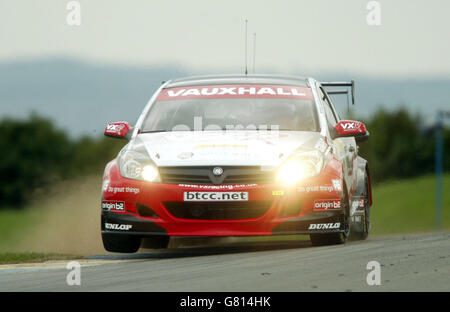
<box><xmin>118</xmin><ymin>150</ymin><xmax>161</xmax><ymax>182</ymax></box>
<box><xmin>277</xmin><ymin>150</ymin><xmax>324</xmax><ymax>185</ymax></box>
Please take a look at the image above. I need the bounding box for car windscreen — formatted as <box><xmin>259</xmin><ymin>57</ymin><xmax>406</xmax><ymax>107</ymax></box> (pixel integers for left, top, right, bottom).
<box><xmin>141</xmin><ymin>84</ymin><xmax>319</xmax><ymax>132</ymax></box>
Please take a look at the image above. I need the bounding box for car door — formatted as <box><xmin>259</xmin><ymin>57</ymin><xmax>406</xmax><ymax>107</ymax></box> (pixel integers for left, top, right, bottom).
<box><xmin>318</xmin><ymin>87</ymin><xmax>357</xmax><ymax>193</ymax></box>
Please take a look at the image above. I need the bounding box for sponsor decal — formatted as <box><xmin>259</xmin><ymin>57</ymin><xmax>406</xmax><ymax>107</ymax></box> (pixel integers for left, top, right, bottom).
<box><xmin>105</xmin><ymin>223</ymin><xmax>132</xmax><ymax>231</ymax></box>
<box><xmin>184</xmin><ymin>191</ymin><xmax>248</xmax><ymax>202</ymax></box>
<box><xmin>102</xmin><ymin>200</ymin><xmax>125</xmax><ymax>212</ymax></box>
<box><xmin>341</xmin><ymin>122</ymin><xmax>357</xmax><ymax>130</ymax></box>
<box><xmin>297</xmin><ymin>185</ymin><xmax>334</xmax><ymax>193</ymax></box>
<box><xmin>179</xmin><ymin>184</ymin><xmax>257</xmax><ymax>190</ymax></box>
<box><xmin>106</xmin><ymin>123</ymin><xmax>125</xmax><ymax>133</ymax></box>
<box><xmin>313</xmin><ymin>199</ymin><xmax>341</xmax><ymax>211</ymax></box>
<box><xmin>104</xmin><ymin>122</ymin><xmax>130</xmax><ymax>137</ymax></box>
<box><xmin>157</xmin><ymin>84</ymin><xmax>313</xmax><ymax>101</ymax></box>
<box><xmin>308</xmin><ymin>222</ymin><xmax>340</xmax><ymax>230</ymax></box>
<box><xmin>272</xmin><ymin>190</ymin><xmax>284</xmax><ymax>196</ymax></box>
<box><xmin>107</xmin><ymin>186</ymin><xmax>140</xmax><ymax>195</ymax></box>
<box><xmin>336</xmin><ymin>120</ymin><xmax>366</xmax><ymax>135</ymax></box>
<box><xmin>351</xmin><ymin>197</ymin><xmax>365</xmax><ymax>211</ymax></box>
<box><xmin>331</xmin><ymin>179</ymin><xmax>342</xmax><ymax>191</ymax></box>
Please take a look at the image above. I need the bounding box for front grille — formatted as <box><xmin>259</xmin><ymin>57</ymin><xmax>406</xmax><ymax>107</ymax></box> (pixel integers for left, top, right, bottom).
<box><xmin>164</xmin><ymin>201</ymin><xmax>272</xmax><ymax>220</ymax></box>
<box><xmin>159</xmin><ymin>166</ymin><xmax>275</xmax><ymax>185</ymax></box>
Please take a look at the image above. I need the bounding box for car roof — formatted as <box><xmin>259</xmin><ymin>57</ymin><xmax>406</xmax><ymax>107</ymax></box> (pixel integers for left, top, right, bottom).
<box><xmin>165</xmin><ymin>74</ymin><xmax>310</xmax><ymax>88</ymax></box>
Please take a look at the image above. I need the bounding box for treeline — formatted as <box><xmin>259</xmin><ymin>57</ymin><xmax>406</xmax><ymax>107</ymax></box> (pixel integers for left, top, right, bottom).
<box><xmin>0</xmin><ymin>114</ymin><xmax>125</xmax><ymax>209</ymax></box>
<box><xmin>358</xmin><ymin>108</ymin><xmax>449</xmax><ymax>182</ymax></box>
<box><xmin>0</xmin><ymin>110</ymin><xmax>448</xmax><ymax>210</ymax></box>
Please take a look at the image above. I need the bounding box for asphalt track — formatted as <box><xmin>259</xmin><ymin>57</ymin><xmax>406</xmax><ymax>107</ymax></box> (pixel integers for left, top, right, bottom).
<box><xmin>0</xmin><ymin>232</ymin><xmax>449</xmax><ymax>291</ymax></box>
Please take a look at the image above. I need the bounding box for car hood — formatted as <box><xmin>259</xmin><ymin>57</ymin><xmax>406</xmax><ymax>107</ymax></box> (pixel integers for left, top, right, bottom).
<box><xmin>133</xmin><ymin>131</ymin><xmax>325</xmax><ymax>167</ymax></box>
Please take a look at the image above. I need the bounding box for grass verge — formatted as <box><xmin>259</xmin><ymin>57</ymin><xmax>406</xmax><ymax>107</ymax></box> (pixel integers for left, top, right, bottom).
<box><xmin>0</xmin><ymin>252</ymin><xmax>83</xmax><ymax>265</ymax></box>
<box><xmin>370</xmin><ymin>174</ymin><xmax>450</xmax><ymax>234</ymax></box>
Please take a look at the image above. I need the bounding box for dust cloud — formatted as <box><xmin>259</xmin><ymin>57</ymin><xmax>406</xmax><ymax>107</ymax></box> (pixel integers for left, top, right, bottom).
<box><xmin>18</xmin><ymin>176</ymin><xmax>105</xmax><ymax>255</ymax></box>
<box><xmin>13</xmin><ymin>176</ymin><xmax>290</xmax><ymax>256</ymax></box>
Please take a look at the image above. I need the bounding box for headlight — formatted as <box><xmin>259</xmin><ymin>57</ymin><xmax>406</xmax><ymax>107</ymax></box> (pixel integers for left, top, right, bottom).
<box><xmin>277</xmin><ymin>150</ymin><xmax>324</xmax><ymax>185</ymax></box>
<box><xmin>118</xmin><ymin>150</ymin><xmax>161</xmax><ymax>182</ymax></box>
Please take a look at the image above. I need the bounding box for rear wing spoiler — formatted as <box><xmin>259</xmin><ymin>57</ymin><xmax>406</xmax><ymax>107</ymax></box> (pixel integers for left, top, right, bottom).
<box><xmin>320</xmin><ymin>80</ymin><xmax>355</xmax><ymax>109</ymax></box>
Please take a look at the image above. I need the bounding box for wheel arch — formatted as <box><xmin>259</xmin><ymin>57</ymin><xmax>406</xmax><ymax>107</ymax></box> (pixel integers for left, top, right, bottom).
<box><xmin>356</xmin><ymin>156</ymin><xmax>372</xmax><ymax>207</ymax></box>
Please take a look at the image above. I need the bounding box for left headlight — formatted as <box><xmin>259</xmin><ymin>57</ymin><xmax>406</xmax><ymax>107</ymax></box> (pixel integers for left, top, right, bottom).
<box><xmin>118</xmin><ymin>150</ymin><xmax>161</xmax><ymax>182</ymax></box>
<box><xmin>277</xmin><ymin>150</ymin><xmax>324</xmax><ymax>185</ymax></box>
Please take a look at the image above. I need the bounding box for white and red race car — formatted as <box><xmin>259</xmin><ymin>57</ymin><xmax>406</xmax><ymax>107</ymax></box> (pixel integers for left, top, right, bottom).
<box><xmin>101</xmin><ymin>75</ymin><xmax>372</xmax><ymax>253</ymax></box>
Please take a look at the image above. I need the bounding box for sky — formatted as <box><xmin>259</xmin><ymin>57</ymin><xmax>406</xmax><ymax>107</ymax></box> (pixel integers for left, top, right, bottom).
<box><xmin>1</xmin><ymin>0</ymin><xmax>450</xmax><ymax>78</ymax></box>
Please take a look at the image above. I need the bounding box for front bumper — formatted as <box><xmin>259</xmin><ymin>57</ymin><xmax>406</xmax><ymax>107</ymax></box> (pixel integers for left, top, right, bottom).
<box><xmin>101</xmin><ymin>161</ymin><xmax>346</xmax><ymax>237</ymax></box>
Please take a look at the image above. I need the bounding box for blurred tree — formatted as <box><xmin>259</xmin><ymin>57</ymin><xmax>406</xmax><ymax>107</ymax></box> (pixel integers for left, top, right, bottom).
<box><xmin>0</xmin><ymin>114</ymin><xmax>73</xmax><ymax>208</ymax></box>
<box><xmin>69</xmin><ymin>135</ymin><xmax>125</xmax><ymax>176</ymax></box>
<box><xmin>0</xmin><ymin>114</ymin><xmax>125</xmax><ymax>209</ymax></box>
<box><xmin>358</xmin><ymin>108</ymin><xmax>443</xmax><ymax>183</ymax></box>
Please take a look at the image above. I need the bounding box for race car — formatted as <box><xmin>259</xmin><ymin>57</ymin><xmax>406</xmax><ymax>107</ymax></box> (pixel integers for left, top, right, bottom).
<box><xmin>101</xmin><ymin>74</ymin><xmax>372</xmax><ymax>253</ymax></box>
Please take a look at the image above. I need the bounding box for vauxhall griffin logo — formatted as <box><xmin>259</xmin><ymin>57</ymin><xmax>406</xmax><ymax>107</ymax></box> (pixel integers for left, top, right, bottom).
<box><xmin>212</xmin><ymin>167</ymin><xmax>224</xmax><ymax>176</ymax></box>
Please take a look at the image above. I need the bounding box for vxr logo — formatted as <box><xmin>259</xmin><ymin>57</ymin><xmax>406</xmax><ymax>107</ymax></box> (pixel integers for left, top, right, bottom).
<box><xmin>341</xmin><ymin>122</ymin><xmax>356</xmax><ymax>130</ymax></box>
<box><xmin>107</xmin><ymin>124</ymin><xmax>124</xmax><ymax>132</ymax></box>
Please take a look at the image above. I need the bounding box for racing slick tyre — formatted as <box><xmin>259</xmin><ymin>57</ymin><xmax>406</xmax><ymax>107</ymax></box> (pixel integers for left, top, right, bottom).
<box><xmin>351</xmin><ymin>206</ymin><xmax>369</xmax><ymax>240</ymax></box>
<box><xmin>102</xmin><ymin>234</ymin><xmax>141</xmax><ymax>253</ymax></box>
<box><xmin>351</xmin><ymin>176</ymin><xmax>371</xmax><ymax>240</ymax></box>
<box><xmin>141</xmin><ymin>236</ymin><xmax>170</xmax><ymax>249</ymax></box>
<box><xmin>309</xmin><ymin>223</ymin><xmax>349</xmax><ymax>245</ymax></box>
<box><xmin>310</xmin><ymin>183</ymin><xmax>351</xmax><ymax>246</ymax></box>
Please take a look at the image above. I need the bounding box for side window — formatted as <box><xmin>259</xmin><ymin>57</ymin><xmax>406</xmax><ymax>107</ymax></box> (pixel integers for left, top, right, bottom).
<box><xmin>319</xmin><ymin>87</ymin><xmax>338</xmax><ymax>127</ymax></box>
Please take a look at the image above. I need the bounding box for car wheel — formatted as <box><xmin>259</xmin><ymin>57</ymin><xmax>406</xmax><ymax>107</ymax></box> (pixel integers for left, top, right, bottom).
<box><xmin>310</xmin><ymin>216</ymin><xmax>350</xmax><ymax>246</ymax></box>
<box><xmin>310</xmin><ymin>182</ymin><xmax>351</xmax><ymax>246</ymax></box>
<box><xmin>102</xmin><ymin>234</ymin><xmax>141</xmax><ymax>253</ymax></box>
<box><xmin>351</xmin><ymin>177</ymin><xmax>370</xmax><ymax>240</ymax></box>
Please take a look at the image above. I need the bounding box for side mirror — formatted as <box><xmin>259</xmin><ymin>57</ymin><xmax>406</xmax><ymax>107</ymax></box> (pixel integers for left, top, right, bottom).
<box><xmin>104</xmin><ymin>121</ymin><xmax>132</xmax><ymax>139</ymax></box>
<box><xmin>332</xmin><ymin>120</ymin><xmax>369</xmax><ymax>142</ymax></box>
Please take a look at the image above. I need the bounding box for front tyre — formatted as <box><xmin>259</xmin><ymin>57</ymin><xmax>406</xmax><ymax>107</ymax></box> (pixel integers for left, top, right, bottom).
<box><xmin>310</xmin><ymin>218</ymin><xmax>350</xmax><ymax>246</ymax></box>
<box><xmin>102</xmin><ymin>234</ymin><xmax>141</xmax><ymax>253</ymax></box>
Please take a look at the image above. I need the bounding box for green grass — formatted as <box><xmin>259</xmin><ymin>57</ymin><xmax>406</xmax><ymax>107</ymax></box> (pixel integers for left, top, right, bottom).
<box><xmin>0</xmin><ymin>208</ymin><xmax>42</xmax><ymax>251</ymax></box>
<box><xmin>0</xmin><ymin>209</ymin><xmax>83</xmax><ymax>264</ymax></box>
<box><xmin>371</xmin><ymin>174</ymin><xmax>450</xmax><ymax>234</ymax></box>
<box><xmin>0</xmin><ymin>252</ymin><xmax>82</xmax><ymax>264</ymax></box>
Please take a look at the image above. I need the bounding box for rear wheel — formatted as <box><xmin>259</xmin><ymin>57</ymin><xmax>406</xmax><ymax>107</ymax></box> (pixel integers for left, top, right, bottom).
<box><xmin>102</xmin><ymin>234</ymin><xmax>141</xmax><ymax>253</ymax></box>
<box><xmin>351</xmin><ymin>176</ymin><xmax>370</xmax><ymax>240</ymax></box>
<box><xmin>310</xmin><ymin>183</ymin><xmax>351</xmax><ymax>246</ymax></box>
<box><xmin>351</xmin><ymin>206</ymin><xmax>369</xmax><ymax>240</ymax></box>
